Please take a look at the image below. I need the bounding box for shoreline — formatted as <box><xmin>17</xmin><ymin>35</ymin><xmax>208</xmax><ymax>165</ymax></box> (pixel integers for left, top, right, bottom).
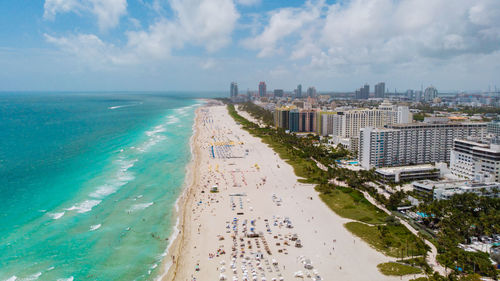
<box><xmin>157</xmin><ymin>102</ymin><xmax>205</xmax><ymax>281</ymax></box>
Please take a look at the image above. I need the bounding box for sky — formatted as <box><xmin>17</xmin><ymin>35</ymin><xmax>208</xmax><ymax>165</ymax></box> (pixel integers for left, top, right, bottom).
<box><xmin>0</xmin><ymin>0</ymin><xmax>500</xmax><ymax>93</ymax></box>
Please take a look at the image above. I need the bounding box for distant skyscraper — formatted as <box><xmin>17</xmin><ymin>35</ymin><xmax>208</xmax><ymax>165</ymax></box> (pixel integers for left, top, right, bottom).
<box><xmin>355</xmin><ymin>89</ymin><xmax>361</xmax><ymax>99</ymax></box>
<box><xmin>406</xmin><ymin>89</ymin><xmax>414</xmax><ymax>100</ymax></box>
<box><xmin>362</xmin><ymin>84</ymin><xmax>370</xmax><ymax>99</ymax></box>
<box><xmin>415</xmin><ymin>90</ymin><xmax>423</xmax><ymax>101</ymax></box>
<box><xmin>297</xmin><ymin>84</ymin><xmax>302</xmax><ymax>97</ymax></box>
<box><xmin>306</xmin><ymin>86</ymin><xmax>316</xmax><ymax>97</ymax></box>
<box><xmin>424</xmin><ymin>86</ymin><xmax>438</xmax><ymax>102</ymax></box>
<box><xmin>356</xmin><ymin>84</ymin><xmax>369</xmax><ymax>99</ymax></box>
<box><xmin>230</xmin><ymin>82</ymin><xmax>238</xmax><ymax>98</ymax></box>
<box><xmin>258</xmin><ymin>82</ymin><xmax>266</xmax><ymax>97</ymax></box>
<box><xmin>274</xmin><ymin>89</ymin><xmax>284</xmax><ymax>97</ymax></box>
<box><xmin>374</xmin><ymin>82</ymin><xmax>385</xmax><ymax>98</ymax></box>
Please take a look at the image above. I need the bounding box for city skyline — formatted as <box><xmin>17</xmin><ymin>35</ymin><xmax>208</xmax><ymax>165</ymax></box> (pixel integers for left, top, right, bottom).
<box><xmin>1</xmin><ymin>0</ymin><xmax>500</xmax><ymax>92</ymax></box>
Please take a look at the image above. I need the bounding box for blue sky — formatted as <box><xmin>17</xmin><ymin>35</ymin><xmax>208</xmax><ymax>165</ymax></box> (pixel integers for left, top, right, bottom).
<box><xmin>0</xmin><ymin>0</ymin><xmax>499</xmax><ymax>92</ymax></box>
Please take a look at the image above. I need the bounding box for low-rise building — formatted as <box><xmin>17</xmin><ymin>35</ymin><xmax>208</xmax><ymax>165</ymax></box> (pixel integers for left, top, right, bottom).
<box><xmin>375</xmin><ymin>164</ymin><xmax>443</xmax><ymax>183</ymax></box>
<box><xmin>413</xmin><ymin>180</ymin><xmax>500</xmax><ymax>200</ymax></box>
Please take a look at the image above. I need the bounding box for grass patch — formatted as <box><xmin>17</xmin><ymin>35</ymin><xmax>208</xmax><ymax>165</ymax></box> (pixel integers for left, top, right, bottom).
<box><xmin>259</xmin><ymin>135</ymin><xmax>324</xmax><ymax>183</ymax></box>
<box><xmin>377</xmin><ymin>262</ymin><xmax>422</xmax><ymax>276</ymax></box>
<box><xmin>319</xmin><ymin>187</ymin><xmax>388</xmax><ymax>224</ymax></box>
<box><xmin>345</xmin><ymin>222</ymin><xmax>428</xmax><ymax>258</ymax></box>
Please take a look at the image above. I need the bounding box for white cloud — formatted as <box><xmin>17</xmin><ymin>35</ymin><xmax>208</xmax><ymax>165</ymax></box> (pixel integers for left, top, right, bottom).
<box><xmin>43</xmin><ymin>0</ymin><xmax>127</xmax><ymax>31</ymax></box>
<box><xmin>89</xmin><ymin>0</ymin><xmax>128</xmax><ymax>31</ymax></box>
<box><xmin>201</xmin><ymin>58</ymin><xmax>216</xmax><ymax>69</ymax></box>
<box><xmin>241</xmin><ymin>0</ymin><xmax>324</xmax><ymax>57</ymax></box>
<box><xmin>44</xmin><ymin>0</ymin><xmax>82</xmax><ymax>19</ymax></box>
<box><xmin>44</xmin><ymin>33</ymin><xmax>129</xmax><ymax>66</ymax></box>
<box><xmin>46</xmin><ymin>0</ymin><xmax>239</xmax><ymax>66</ymax></box>
<box><xmin>169</xmin><ymin>0</ymin><xmax>239</xmax><ymax>52</ymax></box>
<box><xmin>244</xmin><ymin>0</ymin><xmax>500</xmax><ymax>76</ymax></box>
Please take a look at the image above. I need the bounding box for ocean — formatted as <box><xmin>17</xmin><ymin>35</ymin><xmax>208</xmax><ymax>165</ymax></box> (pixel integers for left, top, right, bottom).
<box><xmin>0</xmin><ymin>92</ymin><xmax>202</xmax><ymax>281</ymax></box>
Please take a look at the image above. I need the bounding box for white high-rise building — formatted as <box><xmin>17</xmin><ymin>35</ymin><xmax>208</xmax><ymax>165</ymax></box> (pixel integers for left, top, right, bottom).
<box><xmin>450</xmin><ymin>138</ymin><xmax>500</xmax><ymax>182</ymax></box>
<box><xmin>359</xmin><ymin>123</ymin><xmax>488</xmax><ymax>169</ymax></box>
<box><xmin>320</xmin><ymin>101</ymin><xmax>412</xmax><ymax>152</ymax></box>
<box><xmin>397</xmin><ymin>106</ymin><xmax>411</xmax><ymax>124</ymax></box>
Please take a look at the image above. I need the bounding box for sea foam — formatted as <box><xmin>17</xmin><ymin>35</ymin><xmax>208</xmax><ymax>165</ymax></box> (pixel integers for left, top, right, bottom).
<box><xmin>128</xmin><ymin>202</ymin><xmax>154</xmax><ymax>212</ymax></box>
<box><xmin>90</xmin><ymin>224</ymin><xmax>101</xmax><ymax>231</ymax></box>
<box><xmin>66</xmin><ymin>200</ymin><xmax>101</xmax><ymax>213</ymax></box>
<box><xmin>24</xmin><ymin>272</ymin><xmax>42</xmax><ymax>281</ymax></box>
<box><xmin>89</xmin><ymin>158</ymin><xmax>137</xmax><ymax>199</ymax></box>
<box><xmin>48</xmin><ymin>212</ymin><xmax>65</xmax><ymax>220</ymax></box>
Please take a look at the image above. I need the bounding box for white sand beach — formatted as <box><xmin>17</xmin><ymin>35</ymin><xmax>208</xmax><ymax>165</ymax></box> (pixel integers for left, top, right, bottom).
<box><xmin>161</xmin><ymin>102</ymin><xmax>420</xmax><ymax>281</ymax></box>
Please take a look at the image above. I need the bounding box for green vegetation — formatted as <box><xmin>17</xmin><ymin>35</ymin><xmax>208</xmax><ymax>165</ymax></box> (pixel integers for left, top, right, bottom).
<box><xmin>401</xmin><ymin>257</ymin><xmax>434</xmax><ymax>274</ymax></box>
<box><xmin>413</xmin><ymin>112</ymin><xmax>427</xmax><ymax>121</ymax></box>
<box><xmin>238</xmin><ymin>102</ymin><xmax>274</xmax><ymax>126</ymax></box>
<box><xmin>417</xmin><ymin>193</ymin><xmax>499</xmax><ymax>278</ymax></box>
<box><xmin>318</xmin><ymin>185</ymin><xmax>387</xmax><ymax>224</ymax></box>
<box><xmin>345</xmin><ymin>222</ymin><xmax>428</xmax><ymax>258</ymax></box>
<box><xmin>411</xmin><ymin>273</ymin><xmax>487</xmax><ymax>281</ymax></box>
<box><xmin>437</xmin><ymin>249</ymin><xmax>497</xmax><ymax>279</ymax></box>
<box><xmin>414</xmin><ymin>104</ymin><xmax>500</xmax><ymax>116</ymax></box>
<box><xmin>377</xmin><ymin>262</ymin><xmax>422</xmax><ymax>276</ymax></box>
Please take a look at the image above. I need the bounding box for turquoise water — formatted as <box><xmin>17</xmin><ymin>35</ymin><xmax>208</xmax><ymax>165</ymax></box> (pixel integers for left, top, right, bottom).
<box><xmin>0</xmin><ymin>92</ymin><xmax>200</xmax><ymax>280</ymax></box>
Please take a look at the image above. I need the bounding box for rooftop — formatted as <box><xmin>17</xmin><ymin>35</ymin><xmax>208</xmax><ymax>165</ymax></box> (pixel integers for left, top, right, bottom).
<box><xmin>376</xmin><ymin>164</ymin><xmax>437</xmax><ymax>175</ymax></box>
<box><xmin>389</xmin><ymin>122</ymin><xmax>487</xmax><ymax>128</ymax></box>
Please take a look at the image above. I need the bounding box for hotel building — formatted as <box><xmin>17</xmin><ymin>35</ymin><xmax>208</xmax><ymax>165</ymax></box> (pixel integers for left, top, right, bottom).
<box><xmin>359</xmin><ymin>122</ymin><xmax>487</xmax><ymax>169</ymax></box>
<box><xmin>450</xmin><ymin>138</ymin><xmax>500</xmax><ymax>182</ymax></box>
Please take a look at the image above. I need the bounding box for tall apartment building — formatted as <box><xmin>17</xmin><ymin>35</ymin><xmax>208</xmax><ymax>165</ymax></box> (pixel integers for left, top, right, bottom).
<box><xmin>488</xmin><ymin>119</ymin><xmax>500</xmax><ymax>136</ymax></box>
<box><xmin>306</xmin><ymin>87</ymin><xmax>317</xmax><ymax>98</ymax></box>
<box><xmin>274</xmin><ymin>106</ymin><xmax>292</xmax><ymax>130</ymax></box>
<box><xmin>296</xmin><ymin>84</ymin><xmax>302</xmax><ymax>98</ymax></box>
<box><xmin>230</xmin><ymin>82</ymin><xmax>238</xmax><ymax>98</ymax></box>
<box><xmin>338</xmin><ymin>109</ymin><xmax>389</xmax><ymax>138</ymax></box>
<box><xmin>274</xmin><ymin>89</ymin><xmax>284</xmax><ymax>97</ymax></box>
<box><xmin>355</xmin><ymin>84</ymin><xmax>370</xmax><ymax>99</ymax></box>
<box><xmin>378</xmin><ymin>100</ymin><xmax>411</xmax><ymax>124</ymax></box>
<box><xmin>359</xmin><ymin>122</ymin><xmax>487</xmax><ymax>169</ymax></box>
<box><xmin>450</xmin><ymin>138</ymin><xmax>500</xmax><ymax>182</ymax></box>
<box><xmin>258</xmin><ymin>82</ymin><xmax>266</xmax><ymax>97</ymax></box>
<box><xmin>318</xmin><ymin>102</ymin><xmax>411</xmax><ymax>152</ymax></box>
<box><xmin>319</xmin><ymin>112</ymin><xmax>338</xmax><ymax>136</ymax></box>
<box><xmin>374</xmin><ymin>82</ymin><xmax>385</xmax><ymax>98</ymax></box>
<box><xmin>274</xmin><ymin>107</ymin><xmax>317</xmax><ymax>133</ymax></box>
<box><xmin>424</xmin><ymin>86</ymin><xmax>438</xmax><ymax>102</ymax></box>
